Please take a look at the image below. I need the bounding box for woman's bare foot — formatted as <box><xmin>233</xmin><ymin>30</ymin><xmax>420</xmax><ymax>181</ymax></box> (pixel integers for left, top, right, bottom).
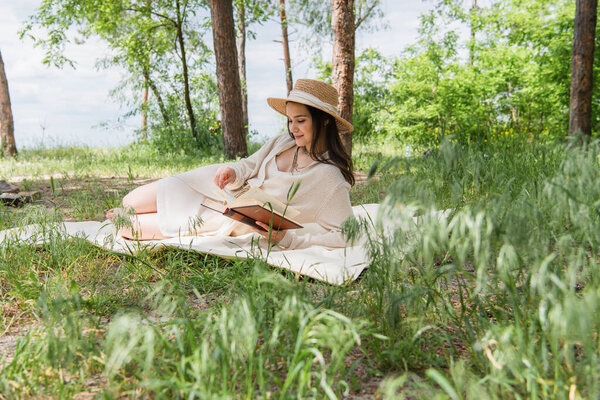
<box><xmin>105</xmin><ymin>208</ymin><xmax>124</xmax><ymax>221</ymax></box>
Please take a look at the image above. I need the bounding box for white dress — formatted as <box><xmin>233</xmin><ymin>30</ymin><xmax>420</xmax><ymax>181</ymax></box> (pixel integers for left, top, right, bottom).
<box><xmin>155</xmin><ymin>134</ymin><xmax>354</xmax><ymax>249</ymax></box>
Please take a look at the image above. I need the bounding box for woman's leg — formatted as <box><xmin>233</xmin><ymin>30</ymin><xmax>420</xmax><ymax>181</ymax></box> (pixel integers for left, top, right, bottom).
<box><xmin>116</xmin><ymin>181</ymin><xmax>171</xmax><ymax>240</ymax></box>
<box><xmin>122</xmin><ymin>181</ymin><xmax>159</xmax><ymax>214</ymax></box>
<box><xmin>118</xmin><ymin>212</ymin><xmax>169</xmax><ymax>240</ymax></box>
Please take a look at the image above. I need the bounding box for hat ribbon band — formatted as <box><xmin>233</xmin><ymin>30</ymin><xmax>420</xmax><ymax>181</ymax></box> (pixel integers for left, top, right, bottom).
<box><xmin>287</xmin><ymin>90</ymin><xmax>338</xmax><ymax>116</ymax></box>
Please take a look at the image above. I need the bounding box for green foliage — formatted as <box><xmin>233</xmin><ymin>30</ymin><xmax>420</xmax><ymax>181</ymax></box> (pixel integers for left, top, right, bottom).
<box><xmin>0</xmin><ymin>238</ymin><xmax>364</xmax><ymax>398</ymax></box>
<box><xmin>22</xmin><ymin>0</ymin><xmax>222</xmax><ymax>153</ymax></box>
<box><xmin>100</xmin><ymin>273</ymin><xmax>362</xmax><ymax>398</ymax></box>
<box><xmin>346</xmin><ymin>139</ymin><xmax>600</xmax><ymax>398</ymax></box>
<box><xmin>146</xmin><ymin>86</ymin><xmax>224</xmax><ymax>155</ymax></box>
<box><xmin>352</xmin><ymin>49</ymin><xmax>393</xmax><ymax>144</ymax></box>
<box><xmin>287</xmin><ymin>0</ymin><xmax>384</xmax><ymax>45</ymax></box>
<box><xmin>3</xmin><ymin>139</ymin><xmax>600</xmax><ymax>396</ymax></box>
<box><xmin>314</xmin><ymin>48</ymin><xmax>392</xmax><ymax>146</ymax></box>
<box><xmin>233</xmin><ymin>0</ymin><xmax>272</xmax><ymax>38</ymax></box>
<box><xmin>5</xmin><ymin>0</ymin><xmax>600</xmax><ymax>394</ymax></box>
<box><xmin>148</xmin><ymin>117</ymin><xmax>221</xmax><ymax>156</ymax></box>
<box><xmin>336</xmin><ymin>0</ymin><xmax>589</xmax><ymax>147</ymax></box>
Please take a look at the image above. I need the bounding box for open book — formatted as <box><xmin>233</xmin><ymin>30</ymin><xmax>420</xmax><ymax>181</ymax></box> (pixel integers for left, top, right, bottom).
<box><xmin>201</xmin><ymin>187</ymin><xmax>303</xmax><ymax>231</ymax></box>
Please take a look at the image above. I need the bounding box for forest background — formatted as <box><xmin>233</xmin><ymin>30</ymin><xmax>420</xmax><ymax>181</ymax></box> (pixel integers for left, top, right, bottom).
<box><xmin>2</xmin><ymin>0</ymin><xmax>592</xmax><ymax>155</ymax></box>
<box><xmin>1</xmin><ymin>0</ymin><xmax>600</xmax><ymax>398</ymax></box>
<box><xmin>2</xmin><ymin>0</ymin><xmax>429</xmax><ymax>149</ymax></box>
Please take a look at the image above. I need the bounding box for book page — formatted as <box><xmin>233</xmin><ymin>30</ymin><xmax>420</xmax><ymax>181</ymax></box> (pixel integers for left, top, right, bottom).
<box><xmin>201</xmin><ymin>197</ymin><xmax>228</xmax><ymax>213</ymax></box>
<box><xmin>212</xmin><ymin>187</ymin><xmax>237</xmax><ymax>204</ymax></box>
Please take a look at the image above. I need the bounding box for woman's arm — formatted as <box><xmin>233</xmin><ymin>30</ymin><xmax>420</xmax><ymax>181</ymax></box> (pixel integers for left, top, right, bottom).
<box><xmin>225</xmin><ymin>134</ymin><xmax>287</xmax><ymax>190</ymax></box>
<box><xmin>274</xmin><ymin>182</ymin><xmax>354</xmax><ymax>250</ymax></box>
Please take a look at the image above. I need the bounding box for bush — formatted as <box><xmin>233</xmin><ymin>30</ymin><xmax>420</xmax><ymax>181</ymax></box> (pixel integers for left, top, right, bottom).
<box><xmin>147</xmin><ymin>108</ymin><xmax>223</xmax><ymax>156</ymax></box>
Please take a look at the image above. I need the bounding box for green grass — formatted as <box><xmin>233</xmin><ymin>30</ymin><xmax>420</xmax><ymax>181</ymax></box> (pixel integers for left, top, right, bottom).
<box><xmin>0</xmin><ymin>142</ymin><xmax>224</xmax><ymax>180</ymax></box>
<box><xmin>1</xmin><ymin>138</ymin><xmax>600</xmax><ymax>398</ymax></box>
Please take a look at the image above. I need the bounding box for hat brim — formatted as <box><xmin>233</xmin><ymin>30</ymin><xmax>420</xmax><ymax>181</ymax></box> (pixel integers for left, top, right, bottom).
<box><xmin>267</xmin><ymin>97</ymin><xmax>354</xmax><ymax>134</ymax></box>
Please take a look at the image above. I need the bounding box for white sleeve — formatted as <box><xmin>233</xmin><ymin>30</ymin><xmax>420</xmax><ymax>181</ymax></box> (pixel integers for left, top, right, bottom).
<box><xmin>276</xmin><ymin>182</ymin><xmax>354</xmax><ymax>250</ymax></box>
<box><xmin>225</xmin><ymin>134</ymin><xmax>284</xmax><ymax>191</ymax></box>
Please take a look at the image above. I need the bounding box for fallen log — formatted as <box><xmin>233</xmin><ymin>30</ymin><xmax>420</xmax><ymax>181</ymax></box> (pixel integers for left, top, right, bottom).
<box><xmin>0</xmin><ymin>191</ymin><xmax>41</xmax><ymax>207</ymax></box>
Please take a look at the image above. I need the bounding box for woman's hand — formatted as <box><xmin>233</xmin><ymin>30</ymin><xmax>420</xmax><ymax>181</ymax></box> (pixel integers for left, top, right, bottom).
<box><xmin>214</xmin><ymin>166</ymin><xmax>236</xmax><ymax>189</ymax></box>
<box><xmin>253</xmin><ymin>221</ymin><xmax>287</xmax><ymax>245</ymax></box>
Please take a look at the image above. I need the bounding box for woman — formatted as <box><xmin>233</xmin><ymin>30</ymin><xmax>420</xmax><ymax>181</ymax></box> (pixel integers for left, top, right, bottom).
<box><xmin>112</xmin><ymin>79</ymin><xmax>355</xmax><ymax>250</ymax></box>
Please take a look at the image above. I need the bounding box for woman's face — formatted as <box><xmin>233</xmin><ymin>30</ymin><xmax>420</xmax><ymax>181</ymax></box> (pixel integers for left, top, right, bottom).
<box><xmin>286</xmin><ymin>102</ymin><xmax>313</xmax><ymax>150</ymax></box>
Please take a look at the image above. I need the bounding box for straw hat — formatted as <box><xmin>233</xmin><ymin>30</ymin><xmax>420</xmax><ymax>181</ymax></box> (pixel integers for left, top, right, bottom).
<box><xmin>267</xmin><ymin>79</ymin><xmax>354</xmax><ymax>134</ymax></box>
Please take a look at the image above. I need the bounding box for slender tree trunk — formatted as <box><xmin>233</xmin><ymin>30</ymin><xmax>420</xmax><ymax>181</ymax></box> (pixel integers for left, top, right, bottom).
<box><xmin>0</xmin><ymin>50</ymin><xmax>17</xmax><ymax>157</ymax></box>
<box><xmin>331</xmin><ymin>0</ymin><xmax>355</xmax><ymax>156</ymax></box>
<box><xmin>141</xmin><ymin>69</ymin><xmax>149</xmax><ymax>139</ymax></box>
<box><xmin>507</xmin><ymin>82</ymin><xmax>519</xmax><ymax>128</ymax></box>
<box><xmin>236</xmin><ymin>2</ymin><xmax>249</xmax><ymax>136</ymax></box>
<box><xmin>569</xmin><ymin>0</ymin><xmax>597</xmax><ymax>138</ymax></box>
<box><xmin>145</xmin><ymin>71</ymin><xmax>170</xmax><ymax>124</ymax></box>
<box><xmin>209</xmin><ymin>0</ymin><xmax>247</xmax><ymax>158</ymax></box>
<box><xmin>280</xmin><ymin>0</ymin><xmax>293</xmax><ymax>93</ymax></box>
<box><xmin>175</xmin><ymin>0</ymin><xmax>197</xmax><ymax>139</ymax></box>
<box><xmin>469</xmin><ymin>0</ymin><xmax>477</xmax><ymax>66</ymax></box>
<box><xmin>140</xmin><ymin>0</ymin><xmax>150</xmax><ymax>140</ymax></box>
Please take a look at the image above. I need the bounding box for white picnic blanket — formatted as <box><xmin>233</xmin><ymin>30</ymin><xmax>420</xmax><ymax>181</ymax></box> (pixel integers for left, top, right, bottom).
<box><xmin>1</xmin><ymin>204</ymin><xmax>390</xmax><ymax>285</ymax></box>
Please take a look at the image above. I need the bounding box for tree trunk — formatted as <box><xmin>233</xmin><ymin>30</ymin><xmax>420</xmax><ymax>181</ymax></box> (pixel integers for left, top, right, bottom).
<box><xmin>331</xmin><ymin>0</ymin><xmax>355</xmax><ymax>156</ymax></box>
<box><xmin>236</xmin><ymin>2</ymin><xmax>249</xmax><ymax>136</ymax></box>
<box><xmin>141</xmin><ymin>71</ymin><xmax>149</xmax><ymax>139</ymax></box>
<box><xmin>140</xmin><ymin>0</ymin><xmax>150</xmax><ymax>140</ymax></box>
<box><xmin>469</xmin><ymin>0</ymin><xmax>477</xmax><ymax>66</ymax></box>
<box><xmin>569</xmin><ymin>0</ymin><xmax>597</xmax><ymax>138</ymax></box>
<box><xmin>175</xmin><ymin>0</ymin><xmax>197</xmax><ymax>140</ymax></box>
<box><xmin>145</xmin><ymin>70</ymin><xmax>170</xmax><ymax>124</ymax></box>
<box><xmin>209</xmin><ymin>0</ymin><xmax>247</xmax><ymax>159</ymax></box>
<box><xmin>280</xmin><ymin>0</ymin><xmax>293</xmax><ymax>93</ymax></box>
<box><xmin>0</xmin><ymin>50</ymin><xmax>17</xmax><ymax>157</ymax></box>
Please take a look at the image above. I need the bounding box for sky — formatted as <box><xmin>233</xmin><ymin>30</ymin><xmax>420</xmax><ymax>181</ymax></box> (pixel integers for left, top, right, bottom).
<box><xmin>0</xmin><ymin>0</ymin><xmax>433</xmax><ymax>149</ymax></box>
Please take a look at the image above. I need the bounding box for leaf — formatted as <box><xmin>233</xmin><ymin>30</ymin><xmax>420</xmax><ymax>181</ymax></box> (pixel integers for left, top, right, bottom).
<box><xmin>426</xmin><ymin>368</ymin><xmax>460</xmax><ymax>400</ymax></box>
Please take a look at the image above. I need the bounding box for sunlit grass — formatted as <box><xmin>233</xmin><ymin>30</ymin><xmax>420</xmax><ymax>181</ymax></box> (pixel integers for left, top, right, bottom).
<box><xmin>0</xmin><ymin>142</ymin><xmax>224</xmax><ymax>180</ymax></box>
<box><xmin>2</xmin><ymin>138</ymin><xmax>600</xmax><ymax>398</ymax></box>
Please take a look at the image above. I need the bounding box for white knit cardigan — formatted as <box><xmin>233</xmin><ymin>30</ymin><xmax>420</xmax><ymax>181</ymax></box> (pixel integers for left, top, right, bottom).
<box><xmin>226</xmin><ymin>133</ymin><xmax>353</xmax><ymax>250</ymax></box>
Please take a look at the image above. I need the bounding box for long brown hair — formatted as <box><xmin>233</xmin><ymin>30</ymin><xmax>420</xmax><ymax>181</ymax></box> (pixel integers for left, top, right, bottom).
<box><xmin>288</xmin><ymin>105</ymin><xmax>355</xmax><ymax>186</ymax></box>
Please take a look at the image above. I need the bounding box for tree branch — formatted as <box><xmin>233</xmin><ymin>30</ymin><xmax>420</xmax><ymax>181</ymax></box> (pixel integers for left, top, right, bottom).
<box><xmin>355</xmin><ymin>1</ymin><xmax>378</xmax><ymax>30</ymax></box>
<box><xmin>125</xmin><ymin>6</ymin><xmax>177</xmax><ymax>26</ymax></box>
